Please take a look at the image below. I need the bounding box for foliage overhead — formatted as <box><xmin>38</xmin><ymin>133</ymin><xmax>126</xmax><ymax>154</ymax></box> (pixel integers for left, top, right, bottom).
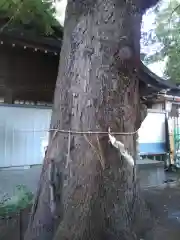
<box><xmin>142</xmin><ymin>0</ymin><xmax>180</xmax><ymax>83</ymax></box>
<box><xmin>0</xmin><ymin>0</ymin><xmax>59</xmax><ymax>36</ymax></box>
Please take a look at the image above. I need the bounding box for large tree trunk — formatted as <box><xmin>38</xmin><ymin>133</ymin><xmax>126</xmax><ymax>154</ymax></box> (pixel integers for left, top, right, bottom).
<box><xmin>25</xmin><ymin>1</ymin><xmax>159</xmax><ymax>240</ymax></box>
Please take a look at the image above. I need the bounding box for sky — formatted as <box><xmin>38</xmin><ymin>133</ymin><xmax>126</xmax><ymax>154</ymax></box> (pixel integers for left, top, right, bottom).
<box><xmin>55</xmin><ymin>0</ymin><xmax>67</xmax><ymax>25</ymax></box>
<box><xmin>142</xmin><ymin>9</ymin><xmax>165</xmax><ymax>77</ymax></box>
<box><xmin>54</xmin><ymin>0</ymin><xmax>165</xmax><ymax>77</ymax></box>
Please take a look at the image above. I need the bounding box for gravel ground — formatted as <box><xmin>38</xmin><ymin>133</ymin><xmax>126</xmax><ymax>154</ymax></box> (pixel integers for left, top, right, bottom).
<box><xmin>142</xmin><ymin>184</ymin><xmax>180</xmax><ymax>240</ymax></box>
<box><xmin>0</xmin><ymin>166</ymin><xmax>180</xmax><ymax>239</ymax></box>
<box><xmin>0</xmin><ymin>165</ymin><xmax>42</xmax><ymax>200</ymax></box>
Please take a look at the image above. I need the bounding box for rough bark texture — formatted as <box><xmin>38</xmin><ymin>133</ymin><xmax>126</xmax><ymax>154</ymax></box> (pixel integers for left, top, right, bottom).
<box><xmin>25</xmin><ymin>0</ymin><xmax>159</xmax><ymax>240</ymax></box>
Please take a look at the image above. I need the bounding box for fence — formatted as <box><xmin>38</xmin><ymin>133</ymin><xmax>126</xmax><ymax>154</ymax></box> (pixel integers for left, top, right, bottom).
<box><xmin>0</xmin><ymin>205</ymin><xmax>31</xmax><ymax>240</ymax></box>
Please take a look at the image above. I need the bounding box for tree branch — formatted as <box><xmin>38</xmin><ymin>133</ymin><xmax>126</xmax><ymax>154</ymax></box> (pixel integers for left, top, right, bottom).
<box><xmin>169</xmin><ymin>4</ymin><xmax>180</xmax><ymax>23</ymax></box>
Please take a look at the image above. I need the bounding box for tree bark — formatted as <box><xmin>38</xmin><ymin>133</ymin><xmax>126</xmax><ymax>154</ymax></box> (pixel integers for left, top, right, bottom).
<box><xmin>25</xmin><ymin>1</ymin><xmax>159</xmax><ymax>240</ymax></box>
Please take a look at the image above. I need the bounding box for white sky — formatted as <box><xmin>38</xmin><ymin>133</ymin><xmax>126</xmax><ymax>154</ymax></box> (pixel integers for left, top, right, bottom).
<box><xmin>142</xmin><ymin>10</ymin><xmax>165</xmax><ymax>77</ymax></box>
<box><xmin>55</xmin><ymin>0</ymin><xmax>67</xmax><ymax>25</ymax></box>
<box><xmin>54</xmin><ymin>0</ymin><xmax>167</xmax><ymax>77</ymax></box>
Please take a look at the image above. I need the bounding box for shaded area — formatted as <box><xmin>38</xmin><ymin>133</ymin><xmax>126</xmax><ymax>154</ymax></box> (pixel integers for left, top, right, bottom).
<box><xmin>1</xmin><ymin>183</ymin><xmax>180</xmax><ymax>239</ymax></box>
<box><xmin>143</xmin><ymin>185</ymin><xmax>180</xmax><ymax>240</ymax></box>
<box><xmin>0</xmin><ymin>166</ymin><xmax>41</xmax><ymax>200</ymax></box>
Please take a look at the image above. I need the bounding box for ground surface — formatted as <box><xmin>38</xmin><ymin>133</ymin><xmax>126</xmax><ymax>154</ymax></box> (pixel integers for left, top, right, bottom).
<box><xmin>143</xmin><ymin>185</ymin><xmax>180</xmax><ymax>240</ymax></box>
<box><xmin>0</xmin><ymin>166</ymin><xmax>180</xmax><ymax>239</ymax></box>
<box><xmin>0</xmin><ymin>165</ymin><xmax>42</xmax><ymax>199</ymax></box>
<box><xmin>0</xmin><ymin>184</ymin><xmax>179</xmax><ymax>240</ymax></box>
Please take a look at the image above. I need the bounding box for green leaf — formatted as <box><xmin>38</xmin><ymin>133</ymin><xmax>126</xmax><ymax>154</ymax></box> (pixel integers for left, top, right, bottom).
<box><xmin>0</xmin><ymin>185</ymin><xmax>33</xmax><ymax>217</ymax></box>
<box><xmin>141</xmin><ymin>0</ymin><xmax>180</xmax><ymax>83</ymax></box>
<box><xmin>0</xmin><ymin>0</ymin><xmax>60</xmax><ymax>35</ymax></box>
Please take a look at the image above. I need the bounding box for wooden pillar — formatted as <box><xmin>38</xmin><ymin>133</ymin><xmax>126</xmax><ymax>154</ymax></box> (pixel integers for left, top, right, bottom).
<box><xmin>4</xmin><ymin>88</ymin><xmax>13</xmax><ymax>104</ymax></box>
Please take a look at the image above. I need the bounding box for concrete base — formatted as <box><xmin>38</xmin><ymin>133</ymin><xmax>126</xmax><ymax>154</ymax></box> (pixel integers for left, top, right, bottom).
<box><xmin>137</xmin><ymin>160</ymin><xmax>165</xmax><ymax>188</ymax></box>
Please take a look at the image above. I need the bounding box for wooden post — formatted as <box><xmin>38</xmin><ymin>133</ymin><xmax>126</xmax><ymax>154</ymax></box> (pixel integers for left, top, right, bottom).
<box><xmin>4</xmin><ymin>88</ymin><xmax>13</xmax><ymax>104</ymax></box>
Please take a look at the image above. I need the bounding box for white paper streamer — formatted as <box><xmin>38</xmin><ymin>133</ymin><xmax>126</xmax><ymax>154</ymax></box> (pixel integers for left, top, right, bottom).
<box><xmin>108</xmin><ymin>130</ymin><xmax>134</xmax><ymax>167</ymax></box>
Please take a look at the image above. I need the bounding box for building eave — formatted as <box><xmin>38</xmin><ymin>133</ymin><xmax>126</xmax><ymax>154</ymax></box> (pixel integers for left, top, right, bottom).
<box><xmin>0</xmin><ymin>26</ymin><xmax>62</xmax><ymax>54</ymax></box>
<box><xmin>139</xmin><ymin>62</ymin><xmax>180</xmax><ymax>102</ymax></box>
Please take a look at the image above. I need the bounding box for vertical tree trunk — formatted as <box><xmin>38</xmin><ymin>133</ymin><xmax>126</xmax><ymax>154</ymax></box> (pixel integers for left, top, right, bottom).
<box><xmin>25</xmin><ymin>1</ymin><xmax>159</xmax><ymax>240</ymax></box>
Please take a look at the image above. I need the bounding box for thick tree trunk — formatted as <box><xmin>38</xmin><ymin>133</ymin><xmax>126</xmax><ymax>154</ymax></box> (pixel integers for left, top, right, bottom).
<box><xmin>25</xmin><ymin>1</ymin><xmax>159</xmax><ymax>240</ymax></box>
